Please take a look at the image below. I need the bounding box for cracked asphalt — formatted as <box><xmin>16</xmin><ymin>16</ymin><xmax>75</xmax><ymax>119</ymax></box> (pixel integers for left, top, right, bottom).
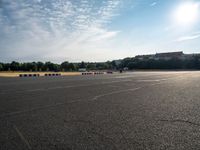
<box><xmin>1</xmin><ymin>71</ymin><xmax>200</xmax><ymax>150</ymax></box>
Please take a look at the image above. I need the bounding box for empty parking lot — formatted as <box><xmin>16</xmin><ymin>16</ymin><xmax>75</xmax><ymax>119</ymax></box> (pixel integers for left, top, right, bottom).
<box><xmin>1</xmin><ymin>71</ymin><xmax>200</xmax><ymax>150</ymax></box>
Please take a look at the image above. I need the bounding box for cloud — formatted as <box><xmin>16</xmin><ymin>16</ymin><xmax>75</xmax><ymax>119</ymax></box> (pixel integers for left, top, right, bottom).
<box><xmin>176</xmin><ymin>33</ymin><xmax>200</xmax><ymax>42</ymax></box>
<box><xmin>150</xmin><ymin>2</ymin><xmax>157</xmax><ymax>7</ymax></box>
<box><xmin>0</xmin><ymin>0</ymin><xmax>122</xmax><ymax>62</ymax></box>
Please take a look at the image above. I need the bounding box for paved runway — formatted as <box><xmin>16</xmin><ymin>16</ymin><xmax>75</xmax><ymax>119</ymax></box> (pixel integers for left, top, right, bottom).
<box><xmin>1</xmin><ymin>71</ymin><xmax>200</xmax><ymax>150</ymax></box>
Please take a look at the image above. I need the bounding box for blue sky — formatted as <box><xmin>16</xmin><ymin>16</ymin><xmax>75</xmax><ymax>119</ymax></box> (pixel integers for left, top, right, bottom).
<box><xmin>0</xmin><ymin>0</ymin><xmax>200</xmax><ymax>62</ymax></box>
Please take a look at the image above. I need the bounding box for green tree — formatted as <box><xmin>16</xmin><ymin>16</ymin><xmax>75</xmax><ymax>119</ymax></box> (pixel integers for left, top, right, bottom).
<box><xmin>87</xmin><ymin>63</ymin><xmax>96</xmax><ymax>70</ymax></box>
<box><xmin>61</xmin><ymin>61</ymin><xmax>69</xmax><ymax>71</ymax></box>
<box><xmin>44</xmin><ymin>62</ymin><xmax>58</xmax><ymax>71</ymax></box>
<box><xmin>10</xmin><ymin>61</ymin><xmax>20</xmax><ymax>71</ymax></box>
<box><xmin>80</xmin><ymin>61</ymin><xmax>86</xmax><ymax>68</ymax></box>
<box><xmin>0</xmin><ymin>63</ymin><xmax>3</xmax><ymax>71</ymax></box>
<box><xmin>96</xmin><ymin>63</ymin><xmax>109</xmax><ymax>70</ymax></box>
<box><xmin>68</xmin><ymin>63</ymin><xmax>76</xmax><ymax>71</ymax></box>
<box><xmin>37</xmin><ymin>62</ymin><xmax>44</xmax><ymax>71</ymax></box>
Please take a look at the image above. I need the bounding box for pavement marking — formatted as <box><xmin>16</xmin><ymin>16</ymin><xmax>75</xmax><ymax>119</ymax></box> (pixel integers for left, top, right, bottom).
<box><xmin>0</xmin><ymin>75</ymin><xmax>178</xmax><ymax>118</ymax></box>
<box><xmin>0</xmin><ymin>80</ymin><xmax>133</xmax><ymax>95</ymax></box>
<box><xmin>150</xmin><ymin>82</ymin><xmax>165</xmax><ymax>86</ymax></box>
<box><xmin>107</xmin><ymin>85</ymin><xmax>121</xmax><ymax>88</ymax></box>
<box><xmin>114</xmin><ymin>73</ymin><xmax>177</xmax><ymax>79</ymax></box>
<box><xmin>0</xmin><ymin>99</ymin><xmax>81</xmax><ymax>118</ymax></box>
<box><xmin>136</xmin><ymin>79</ymin><xmax>168</xmax><ymax>82</ymax></box>
<box><xmin>13</xmin><ymin>125</ymin><xmax>32</xmax><ymax>150</ymax></box>
<box><xmin>92</xmin><ymin>87</ymin><xmax>141</xmax><ymax>101</ymax></box>
<box><xmin>115</xmin><ymin>76</ymin><xmax>134</xmax><ymax>79</ymax></box>
<box><xmin>124</xmin><ymin>83</ymin><xmax>135</xmax><ymax>86</ymax></box>
<box><xmin>0</xmin><ymin>87</ymin><xmax>142</xmax><ymax>118</ymax></box>
<box><xmin>27</xmin><ymin>88</ymin><xmax>45</xmax><ymax>92</ymax></box>
<box><xmin>0</xmin><ymin>74</ymin><xmax>187</xmax><ymax>118</ymax></box>
<box><xmin>101</xmin><ymin>79</ymin><xmax>132</xmax><ymax>84</ymax></box>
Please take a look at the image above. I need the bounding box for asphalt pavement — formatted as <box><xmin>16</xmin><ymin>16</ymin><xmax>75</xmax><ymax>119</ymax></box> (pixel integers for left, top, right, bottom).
<box><xmin>1</xmin><ymin>71</ymin><xmax>200</xmax><ymax>150</ymax></box>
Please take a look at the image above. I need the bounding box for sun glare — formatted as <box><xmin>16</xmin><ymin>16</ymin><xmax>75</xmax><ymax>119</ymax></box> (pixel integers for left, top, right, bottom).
<box><xmin>174</xmin><ymin>2</ymin><xmax>199</xmax><ymax>26</ymax></box>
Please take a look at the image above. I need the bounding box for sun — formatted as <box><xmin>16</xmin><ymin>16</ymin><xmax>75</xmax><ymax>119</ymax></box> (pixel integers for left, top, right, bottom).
<box><xmin>174</xmin><ymin>2</ymin><xmax>199</xmax><ymax>26</ymax></box>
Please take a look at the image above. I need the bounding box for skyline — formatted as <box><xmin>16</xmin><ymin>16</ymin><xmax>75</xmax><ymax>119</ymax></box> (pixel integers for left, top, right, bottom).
<box><xmin>0</xmin><ymin>0</ymin><xmax>200</xmax><ymax>63</ymax></box>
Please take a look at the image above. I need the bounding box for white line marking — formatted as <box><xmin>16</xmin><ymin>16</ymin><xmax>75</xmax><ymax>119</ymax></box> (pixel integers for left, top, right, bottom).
<box><xmin>107</xmin><ymin>85</ymin><xmax>120</xmax><ymax>88</ymax></box>
<box><xmin>13</xmin><ymin>125</ymin><xmax>32</xmax><ymax>150</ymax></box>
<box><xmin>92</xmin><ymin>87</ymin><xmax>141</xmax><ymax>101</ymax></box>
<box><xmin>115</xmin><ymin>76</ymin><xmax>134</xmax><ymax>79</ymax></box>
<box><xmin>0</xmin><ymin>80</ymin><xmax>133</xmax><ymax>95</ymax></box>
<box><xmin>137</xmin><ymin>79</ymin><xmax>167</xmax><ymax>82</ymax></box>
<box><xmin>27</xmin><ymin>88</ymin><xmax>45</xmax><ymax>92</ymax></box>
<box><xmin>0</xmin><ymin>87</ymin><xmax>141</xmax><ymax>118</ymax></box>
<box><xmin>0</xmin><ymin>75</ymin><xmax>184</xmax><ymax>117</ymax></box>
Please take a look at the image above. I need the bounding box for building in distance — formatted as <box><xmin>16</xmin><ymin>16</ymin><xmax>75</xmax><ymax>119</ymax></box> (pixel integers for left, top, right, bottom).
<box><xmin>135</xmin><ymin>51</ymin><xmax>200</xmax><ymax>61</ymax></box>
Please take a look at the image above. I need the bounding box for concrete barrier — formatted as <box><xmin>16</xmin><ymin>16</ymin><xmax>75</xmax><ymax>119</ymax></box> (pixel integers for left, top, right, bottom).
<box><xmin>44</xmin><ymin>73</ymin><xmax>61</xmax><ymax>77</ymax></box>
<box><xmin>94</xmin><ymin>72</ymin><xmax>104</xmax><ymax>75</ymax></box>
<box><xmin>82</xmin><ymin>72</ymin><xmax>93</xmax><ymax>75</ymax></box>
<box><xmin>82</xmin><ymin>72</ymin><xmax>104</xmax><ymax>75</ymax></box>
<box><xmin>19</xmin><ymin>73</ymin><xmax>62</xmax><ymax>77</ymax></box>
<box><xmin>55</xmin><ymin>73</ymin><xmax>61</xmax><ymax>76</ymax></box>
<box><xmin>19</xmin><ymin>74</ymin><xmax>40</xmax><ymax>77</ymax></box>
<box><xmin>33</xmin><ymin>74</ymin><xmax>40</xmax><ymax>77</ymax></box>
<box><xmin>106</xmin><ymin>71</ymin><xmax>113</xmax><ymax>74</ymax></box>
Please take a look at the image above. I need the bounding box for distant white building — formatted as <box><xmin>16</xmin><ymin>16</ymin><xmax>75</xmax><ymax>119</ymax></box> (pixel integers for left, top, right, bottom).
<box><xmin>135</xmin><ymin>54</ymin><xmax>155</xmax><ymax>60</ymax></box>
<box><xmin>155</xmin><ymin>51</ymin><xmax>184</xmax><ymax>60</ymax></box>
<box><xmin>78</xmin><ymin>68</ymin><xmax>87</xmax><ymax>72</ymax></box>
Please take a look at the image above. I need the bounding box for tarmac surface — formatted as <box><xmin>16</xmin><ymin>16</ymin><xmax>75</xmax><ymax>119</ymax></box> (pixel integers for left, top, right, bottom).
<box><xmin>1</xmin><ymin>71</ymin><xmax>200</xmax><ymax>150</ymax></box>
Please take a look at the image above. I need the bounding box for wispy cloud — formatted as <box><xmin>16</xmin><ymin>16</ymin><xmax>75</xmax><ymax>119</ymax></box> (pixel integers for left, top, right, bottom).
<box><xmin>176</xmin><ymin>33</ymin><xmax>200</xmax><ymax>42</ymax></box>
<box><xmin>150</xmin><ymin>2</ymin><xmax>157</xmax><ymax>7</ymax></box>
<box><xmin>0</xmin><ymin>0</ymin><xmax>122</xmax><ymax>62</ymax></box>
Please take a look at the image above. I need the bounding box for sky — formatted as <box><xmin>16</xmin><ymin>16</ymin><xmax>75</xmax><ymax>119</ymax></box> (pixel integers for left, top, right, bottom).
<box><xmin>0</xmin><ymin>0</ymin><xmax>200</xmax><ymax>63</ymax></box>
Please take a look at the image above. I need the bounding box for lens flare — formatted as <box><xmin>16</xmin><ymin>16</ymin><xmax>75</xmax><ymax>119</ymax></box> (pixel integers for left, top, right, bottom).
<box><xmin>173</xmin><ymin>2</ymin><xmax>199</xmax><ymax>26</ymax></box>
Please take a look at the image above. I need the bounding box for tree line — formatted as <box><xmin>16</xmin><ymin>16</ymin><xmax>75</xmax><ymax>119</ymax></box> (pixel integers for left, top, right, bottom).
<box><xmin>0</xmin><ymin>61</ymin><xmax>116</xmax><ymax>71</ymax></box>
<box><xmin>120</xmin><ymin>55</ymin><xmax>200</xmax><ymax>70</ymax></box>
<box><xmin>1</xmin><ymin>55</ymin><xmax>200</xmax><ymax>71</ymax></box>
